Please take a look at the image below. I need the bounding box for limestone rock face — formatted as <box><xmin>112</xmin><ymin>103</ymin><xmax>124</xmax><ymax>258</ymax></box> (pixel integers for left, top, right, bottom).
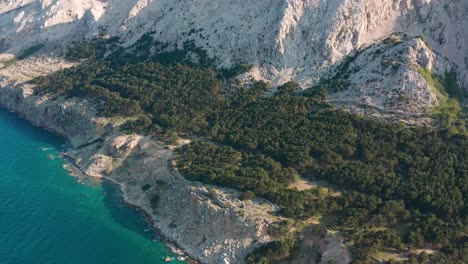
<box><xmin>1</xmin><ymin>0</ymin><xmax>466</xmax><ymax>89</ymax></box>
<box><xmin>0</xmin><ymin>57</ymin><xmax>104</xmax><ymax>146</ymax></box>
<box><xmin>329</xmin><ymin>37</ymin><xmax>455</xmax><ymax>122</ymax></box>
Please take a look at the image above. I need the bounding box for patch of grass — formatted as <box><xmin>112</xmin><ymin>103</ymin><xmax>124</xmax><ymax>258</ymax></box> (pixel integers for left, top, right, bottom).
<box><xmin>434</xmin><ymin>98</ymin><xmax>462</xmax><ymax>128</ymax></box>
<box><xmin>239</xmin><ymin>191</ymin><xmax>256</xmax><ymax>201</ymax></box>
<box><xmin>374</xmin><ymin>251</ymin><xmax>408</xmax><ymax>262</ymax></box>
<box><xmin>383</xmin><ymin>35</ymin><xmax>404</xmax><ymax>46</ymax></box>
<box><xmin>417</xmin><ymin>67</ymin><xmax>465</xmax><ymax>128</ymax></box>
<box><xmin>318</xmin><ymin>214</ymin><xmax>339</xmax><ymax>226</ymax></box>
<box><xmin>1</xmin><ymin>57</ymin><xmax>18</xmax><ymax>67</ymax></box>
<box><xmin>434</xmin><ymin>98</ymin><xmax>462</xmax><ymax>118</ymax></box>
<box><xmin>392</xmin><ymin>222</ymin><xmax>411</xmax><ymax>238</ymax></box>
<box><xmin>417</xmin><ymin>66</ymin><xmax>447</xmax><ymax>101</ymax></box>
<box><xmin>246</xmin><ymin>238</ymin><xmax>297</xmax><ymax>264</ymax></box>
<box><xmin>155</xmin><ymin>180</ymin><xmax>167</xmax><ymax>187</ymax></box>
<box><xmin>417</xmin><ymin>35</ymin><xmax>432</xmax><ymax>50</ymax></box>
<box><xmin>0</xmin><ymin>44</ymin><xmax>44</xmax><ymax>67</ymax></box>
<box><xmin>417</xmin><ymin>67</ymin><xmax>464</xmax><ymax>122</ymax></box>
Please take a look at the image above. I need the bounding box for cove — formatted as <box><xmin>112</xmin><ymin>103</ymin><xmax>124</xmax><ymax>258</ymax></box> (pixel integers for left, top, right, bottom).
<box><xmin>0</xmin><ymin>109</ymin><xmax>184</xmax><ymax>264</ymax></box>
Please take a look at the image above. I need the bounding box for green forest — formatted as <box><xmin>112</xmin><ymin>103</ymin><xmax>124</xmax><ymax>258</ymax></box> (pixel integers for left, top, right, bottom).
<box><xmin>32</xmin><ymin>37</ymin><xmax>467</xmax><ymax>263</ymax></box>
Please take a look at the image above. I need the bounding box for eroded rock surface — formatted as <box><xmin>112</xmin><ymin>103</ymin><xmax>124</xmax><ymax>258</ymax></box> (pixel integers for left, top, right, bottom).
<box><xmin>329</xmin><ymin>36</ymin><xmax>454</xmax><ymax>122</ymax></box>
<box><xmin>1</xmin><ymin>0</ymin><xmax>466</xmax><ymax>88</ymax></box>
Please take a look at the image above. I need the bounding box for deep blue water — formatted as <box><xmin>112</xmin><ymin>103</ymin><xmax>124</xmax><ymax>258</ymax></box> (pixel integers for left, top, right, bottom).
<box><xmin>0</xmin><ymin>110</ymin><xmax>183</xmax><ymax>264</ymax></box>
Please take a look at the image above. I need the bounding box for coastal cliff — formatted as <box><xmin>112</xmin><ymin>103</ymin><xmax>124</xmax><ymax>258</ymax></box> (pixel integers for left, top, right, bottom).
<box><xmin>0</xmin><ymin>57</ymin><xmax>351</xmax><ymax>264</ymax></box>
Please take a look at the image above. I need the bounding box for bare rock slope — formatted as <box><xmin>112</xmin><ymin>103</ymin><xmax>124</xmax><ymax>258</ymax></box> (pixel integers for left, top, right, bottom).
<box><xmin>329</xmin><ymin>36</ymin><xmax>456</xmax><ymax>122</ymax></box>
<box><xmin>1</xmin><ymin>0</ymin><xmax>466</xmax><ymax>85</ymax></box>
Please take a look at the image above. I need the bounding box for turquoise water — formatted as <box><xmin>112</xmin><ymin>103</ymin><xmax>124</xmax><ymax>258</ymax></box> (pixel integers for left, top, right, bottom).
<box><xmin>0</xmin><ymin>110</ymin><xmax>184</xmax><ymax>264</ymax></box>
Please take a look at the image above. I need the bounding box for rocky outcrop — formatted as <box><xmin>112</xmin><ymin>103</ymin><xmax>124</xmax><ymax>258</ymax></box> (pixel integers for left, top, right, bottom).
<box><xmin>0</xmin><ymin>0</ymin><xmax>466</xmax><ymax>89</ymax></box>
<box><xmin>0</xmin><ymin>57</ymin><xmax>103</xmax><ymax>146</ymax></box>
<box><xmin>278</xmin><ymin>226</ymin><xmax>352</xmax><ymax>264</ymax></box>
<box><xmin>329</xmin><ymin>36</ymin><xmax>454</xmax><ymax>122</ymax></box>
<box><xmin>0</xmin><ymin>57</ymin><xmax>351</xmax><ymax>263</ymax></box>
<box><xmin>66</xmin><ymin>133</ymin><xmax>278</xmax><ymax>264</ymax></box>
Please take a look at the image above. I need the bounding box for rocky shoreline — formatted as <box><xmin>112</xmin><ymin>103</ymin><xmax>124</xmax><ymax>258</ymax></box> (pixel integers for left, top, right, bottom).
<box><xmin>3</xmin><ymin>107</ymin><xmax>197</xmax><ymax>262</ymax></box>
<box><xmin>120</xmin><ymin>196</ymin><xmax>199</xmax><ymax>264</ymax></box>
<box><xmin>0</xmin><ymin>73</ymin><xmax>278</xmax><ymax>263</ymax></box>
<box><xmin>62</xmin><ymin>152</ymin><xmax>199</xmax><ymax>263</ymax></box>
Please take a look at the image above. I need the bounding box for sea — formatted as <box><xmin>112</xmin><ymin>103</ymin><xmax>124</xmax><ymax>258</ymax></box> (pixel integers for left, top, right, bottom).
<box><xmin>0</xmin><ymin>109</ymin><xmax>185</xmax><ymax>264</ymax></box>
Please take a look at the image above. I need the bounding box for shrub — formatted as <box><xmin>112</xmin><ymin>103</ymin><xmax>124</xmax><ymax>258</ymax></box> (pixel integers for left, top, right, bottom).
<box><xmin>239</xmin><ymin>191</ymin><xmax>256</xmax><ymax>201</ymax></box>
<box><xmin>150</xmin><ymin>194</ymin><xmax>160</xmax><ymax>210</ymax></box>
<box><xmin>246</xmin><ymin>239</ymin><xmax>296</xmax><ymax>264</ymax></box>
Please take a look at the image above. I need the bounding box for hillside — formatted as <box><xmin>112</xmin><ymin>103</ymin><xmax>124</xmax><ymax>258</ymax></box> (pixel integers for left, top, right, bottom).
<box><xmin>0</xmin><ymin>1</ymin><xmax>467</xmax><ymax>263</ymax></box>
<box><xmin>1</xmin><ymin>0</ymin><xmax>467</xmax><ymax>117</ymax></box>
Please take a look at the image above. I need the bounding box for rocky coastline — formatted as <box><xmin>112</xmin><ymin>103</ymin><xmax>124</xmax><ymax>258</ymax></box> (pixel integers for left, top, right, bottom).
<box><xmin>62</xmin><ymin>152</ymin><xmax>199</xmax><ymax>263</ymax></box>
<box><xmin>0</xmin><ymin>74</ymin><xmax>278</xmax><ymax>264</ymax></box>
<box><xmin>0</xmin><ymin>57</ymin><xmax>351</xmax><ymax>264</ymax></box>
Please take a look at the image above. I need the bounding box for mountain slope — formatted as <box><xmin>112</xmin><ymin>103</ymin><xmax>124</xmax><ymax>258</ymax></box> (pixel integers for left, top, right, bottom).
<box><xmin>1</xmin><ymin>0</ymin><xmax>466</xmax><ymax>89</ymax></box>
<box><xmin>0</xmin><ymin>1</ymin><xmax>467</xmax><ymax>263</ymax></box>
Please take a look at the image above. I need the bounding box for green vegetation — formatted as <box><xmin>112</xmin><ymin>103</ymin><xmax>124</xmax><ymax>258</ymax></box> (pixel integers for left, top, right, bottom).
<box><xmin>176</xmin><ymin>141</ymin><xmax>333</xmax><ymax>218</ymax></box>
<box><xmin>246</xmin><ymin>238</ymin><xmax>296</xmax><ymax>264</ymax></box>
<box><xmin>218</xmin><ymin>64</ymin><xmax>254</xmax><ymax>80</ymax></box>
<box><xmin>383</xmin><ymin>35</ymin><xmax>405</xmax><ymax>46</ymax></box>
<box><xmin>150</xmin><ymin>194</ymin><xmax>160</xmax><ymax>210</ymax></box>
<box><xmin>178</xmin><ymin>142</ymin><xmax>297</xmax><ymax>193</ymax></box>
<box><xmin>0</xmin><ymin>44</ymin><xmax>45</xmax><ymax>68</ymax></box>
<box><xmin>417</xmin><ymin>66</ymin><xmax>466</xmax><ymax>131</ymax></box>
<box><xmin>417</xmin><ymin>67</ymin><xmax>446</xmax><ymax>100</ymax></box>
<box><xmin>239</xmin><ymin>191</ymin><xmax>256</xmax><ymax>201</ymax></box>
<box><xmin>1</xmin><ymin>57</ymin><xmax>17</xmax><ymax>67</ymax></box>
<box><xmin>17</xmin><ymin>44</ymin><xmax>45</xmax><ymax>60</ymax></box>
<box><xmin>442</xmin><ymin>70</ymin><xmax>465</xmax><ymax>101</ymax></box>
<box><xmin>434</xmin><ymin>98</ymin><xmax>462</xmax><ymax>120</ymax></box>
<box><xmin>65</xmin><ymin>37</ymin><xmax>120</xmax><ymax>61</ymax></box>
<box><xmin>321</xmin><ymin>49</ymin><xmax>363</xmax><ymax>92</ymax></box>
<box><xmin>416</xmin><ymin>66</ymin><xmax>465</xmax><ymax>102</ymax></box>
<box><xmin>417</xmin><ymin>35</ymin><xmax>432</xmax><ymax>50</ymax></box>
<box><xmin>31</xmin><ymin>36</ymin><xmax>467</xmax><ymax>263</ymax></box>
<box><xmin>34</xmin><ymin>62</ymin><xmax>225</xmax><ymax>132</ymax></box>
